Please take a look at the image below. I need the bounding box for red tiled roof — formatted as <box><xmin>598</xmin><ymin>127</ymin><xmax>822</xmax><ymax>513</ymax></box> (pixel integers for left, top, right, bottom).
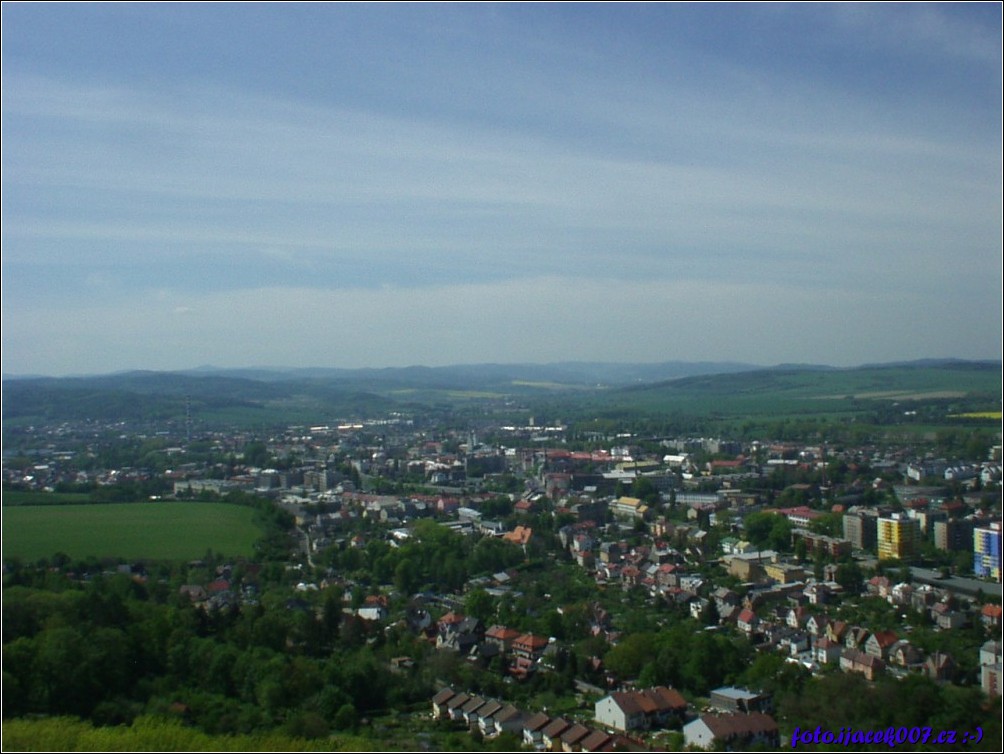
<box><xmin>515</xmin><ymin>633</ymin><xmax>549</xmax><ymax>650</ymax></box>
<box><xmin>702</xmin><ymin>712</ymin><xmax>778</xmax><ymax>740</ymax></box>
<box><xmin>580</xmin><ymin>730</ymin><xmax>613</xmax><ymax>752</ymax></box>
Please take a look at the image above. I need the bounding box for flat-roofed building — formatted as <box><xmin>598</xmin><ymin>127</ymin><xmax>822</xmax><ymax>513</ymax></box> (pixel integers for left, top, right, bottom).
<box><xmin>843</xmin><ymin>509</ymin><xmax>878</xmax><ymax>551</ymax></box>
<box><xmin>877</xmin><ymin>513</ymin><xmax>920</xmax><ymax>561</ymax></box>
<box><xmin>974</xmin><ymin>523</ymin><xmax>1002</xmax><ymax>580</ymax></box>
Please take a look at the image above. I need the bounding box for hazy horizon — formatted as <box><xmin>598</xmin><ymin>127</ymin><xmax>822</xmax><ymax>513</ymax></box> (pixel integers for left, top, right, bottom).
<box><xmin>3</xmin><ymin>4</ymin><xmax>1001</xmax><ymax>377</ymax></box>
<box><xmin>4</xmin><ymin>355</ymin><xmax>1001</xmax><ymax>382</ymax></box>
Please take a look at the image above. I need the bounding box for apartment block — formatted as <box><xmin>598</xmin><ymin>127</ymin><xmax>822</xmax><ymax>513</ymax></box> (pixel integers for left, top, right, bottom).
<box><xmin>974</xmin><ymin>523</ymin><xmax>1002</xmax><ymax>581</ymax></box>
<box><xmin>933</xmin><ymin>519</ymin><xmax>975</xmax><ymax>552</ymax></box>
<box><xmin>843</xmin><ymin>510</ymin><xmax>878</xmax><ymax>551</ymax></box>
<box><xmin>876</xmin><ymin>513</ymin><xmax>920</xmax><ymax>561</ymax></box>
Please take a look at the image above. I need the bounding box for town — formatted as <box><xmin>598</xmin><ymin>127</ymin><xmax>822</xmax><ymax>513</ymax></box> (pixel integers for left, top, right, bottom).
<box><xmin>3</xmin><ymin>388</ymin><xmax>1001</xmax><ymax>751</ymax></box>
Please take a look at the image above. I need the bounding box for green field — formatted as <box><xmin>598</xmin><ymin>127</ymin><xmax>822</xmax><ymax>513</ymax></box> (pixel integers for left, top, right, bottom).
<box><xmin>1</xmin><ymin>490</ymin><xmax>93</xmax><ymax>505</ymax></box>
<box><xmin>1</xmin><ymin>502</ymin><xmax>263</xmax><ymax>562</ymax></box>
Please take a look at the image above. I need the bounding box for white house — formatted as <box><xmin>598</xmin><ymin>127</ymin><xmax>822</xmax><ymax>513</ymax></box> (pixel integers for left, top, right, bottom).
<box><xmin>683</xmin><ymin>712</ymin><xmax>779</xmax><ymax>750</ymax></box>
<box><xmin>594</xmin><ymin>687</ymin><xmax>687</xmax><ymax>732</ymax></box>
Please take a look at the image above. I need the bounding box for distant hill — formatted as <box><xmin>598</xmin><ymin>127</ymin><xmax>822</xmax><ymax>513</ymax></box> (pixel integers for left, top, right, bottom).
<box><xmin>594</xmin><ymin>361</ymin><xmax>1002</xmax><ymax>422</ymax></box>
<box><xmin>2</xmin><ymin>359</ymin><xmax>999</xmax><ymax>428</ymax></box>
<box><xmin>166</xmin><ymin>360</ymin><xmax>761</xmax><ymax>388</ymax></box>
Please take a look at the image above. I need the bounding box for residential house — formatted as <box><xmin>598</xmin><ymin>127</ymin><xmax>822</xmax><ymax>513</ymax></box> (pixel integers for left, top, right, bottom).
<box><xmin>867</xmin><ymin>575</ymin><xmax>893</xmax><ymax>599</ymax></box>
<box><xmin>736</xmin><ymin>608</ymin><xmax>759</xmax><ymax>636</ymax></box>
<box><xmin>712</xmin><ymin>586</ymin><xmax>741</xmax><ymax>612</ymax></box>
<box><xmin>690</xmin><ymin>597</ymin><xmax>711</xmax><ymax>621</ymax></box>
<box><xmin>981</xmin><ymin>641</ymin><xmax>1002</xmax><ymax>697</ymax></box>
<box><xmin>812</xmin><ymin>637</ymin><xmax>843</xmax><ymax>665</ymax></box>
<box><xmin>890</xmin><ymin>582</ymin><xmax>914</xmax><ymax>607</ymax></box>
<box><xmin>805</xmin><ymin>614</ymin><xmax>829</xmax><ymax>637</ymax></box>
<box><xmin>446</xmin><ymin>692</ymin><xmax>471</xmax><ymax>722</ymax></box>
<box><xmin>522</xmin><ymin>711</ymin><xmax>552</xmax><ymax>750</ymax></box>
<box><xmin>560</xmin><ymin>723</ymin><xmax>592</xmax><ymax>752</ymax></box>
<box><xmin>864</xmin><ymin>630</ymin><xmax>898</xmax><ymax>661</ymax></box>
<box><xmin>931</xmin><ymin>602</ymin><xmax>966</xmax><ymax>630</ymax></box>
<box><xmin>357</xmin><ymin>594</ymin><xmax>388</xmax><ymax>621</ymax></box>
<box><xmin>620</xmin><ymin>564</ymin><xmax>643</xmax><ymax>589</ymax></box>
<box><xmin>485</xmin><ymin>624</ymin><xmax>521</xmax><ymax>655</ymax></box>
<box><xmin>888</xmin><ymin>640</ymin><xmax>924</xmax><ymax>669</ymax></box>
<box><xmin>844</xmin><ymin>626</ymin><xmax>870</xmax><ymax>650</ymax></box>
<box><xmin>492</xmin><ymin>704</ymin><xmax>529</xmax><ymax>737</ymax></box>
<box><xmin>776</xmin><ymin>629</ymin><xmax>810</xmax><ymax>657</ymax></box>
<box><xmin>461</xmin><ymin>696</ymin><xmax>488</xmax><ymax>728</ymax></box>
<box><xmin>579</xmin><ymin>730</ymin><xmax>613</xmax><ymax>752</ymax></box>
<box><xmin>513</xmin><ymin>633</ymin><xmax>550</xmax><ymax>662</ymax></box>
<box><xmin>656</xmin><ymin>563</ymin><xmax>681</xmax><ymax>588</ymax></box>
<box><xmin>840</xmin><ymin>648</ymin><xmax>885</xmax><ymax>681</ymax></box>
<box><xmin>981</xmin><ymin>604</ymin><xmax>1003</xmax><ymax>630</ymax></box>
<box><xmin>438</xmin><ymin>615</ymin><xmax>484</xmax><ymax>654</ymax></box>
<box><xmin>541</xmin><ymin>717</ymin><xmax>572</xmax><ymax>750</ymax></box>
<box><xmin>786</xmin><ymin>606</ymin><xmax>809</xmax><ymax>629</ymax></box>
<box><xmin>503</xmin><ymin>525</ymin><xmax>533</xmax><ymax>547</ymax></box>
<box><xmin>683</xmin><ymin>712</ymin><xmax>780</xmax><ymax>750</ymax></box>
<box><xmin>925</xmin><ymin>652</ymin><xmax>956</xmax><ymax>682</ymax></box>
<box><xmin>826</xmin><ymin>620</ymin><xmax>849</xmax><ymax>645</ymax></box>
<box><xmin>599</xmin><ymin>541</ymin><xmax>622</xmax><ymax>564</ymax></box>
<box><xmin>432</xmin><ymin>687</ymin><xmax>456</xmax><ymax>720</ymax></box>
<box><xmin>476</xmin><ymin>699</ymin><xmax>505</xmax><ymax>736</ymax></box>
<box><xmin>593</xmin><ymin>686</ymin><xmax>687</xmax><ymax>732</ymax></box>
<box><xmin>804</xmin><ymin>582</ymin><xmax>833</xmax><ymax>606</ymax></box>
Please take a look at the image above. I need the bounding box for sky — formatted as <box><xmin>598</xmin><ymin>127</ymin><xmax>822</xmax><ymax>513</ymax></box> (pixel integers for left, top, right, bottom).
<box><xmin>2</xmin><ymin>2</ymin><xmax>1001</xmax><ymax>376</ymax></box>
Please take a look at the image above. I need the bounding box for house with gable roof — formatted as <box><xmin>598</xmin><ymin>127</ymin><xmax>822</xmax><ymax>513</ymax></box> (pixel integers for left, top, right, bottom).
<box><xmin>579</xmin><ymin>729</ymin><xmax>614</xmax><ymax>752</ymax></box>
<box><xmin>559</xmin><ymin>722</ymin><xmax>592</xmax><ymax>752</ymax></box>
<box><xmin>864</xmin><ymin>630</ymin><xmax>898</xmax><ymax>661</ymax></box>
<box><xmin>840</xmin><ymin>648</ymin><xmax>884</xmax><ymax>681</ymax></box>
<box><xmin>432</xmin><ymin>687</ymin><xmax>456</xmax><ymax>719</ymax></box>
<box><xmin>541</xmin><ymin>717</ymin><xmax>572</xmax><ymax>750</ymax></box>
<box><xmin>593</xmin><ymin>686</ymin><xmax>687</xmax><ymax>732</ymax></box>
<box><xmin>683</xmin><ymin>712</ymin><xmax>779</xmax><ymax>750</ymax></box>
<box><xmin>888</xmin><ymin>639</ymin><xmax>924</xmax><ymax>669</ymax></box>
<box><xmin>522</xmin><ymin>711</ymin><xmax>552</xmax><ymax>750</ymax></box>
<box><xmin>461</xmin><ymin>695</ymin><xmax>488</xmax><ymax>728</ymax></box>
<box><xmin>476</xmin><ymin>699</ymin><xmax>505</xmax><ymax>736</ymax></box>
<box><xmin>491</xmin><ymin>704</ymin><xmax>528</xmax><ymax>737</ymax></box>
<box><xmin>445</xmin><ymin>691</ymin><xmax>471</xmax><ymax>722</ymax></box>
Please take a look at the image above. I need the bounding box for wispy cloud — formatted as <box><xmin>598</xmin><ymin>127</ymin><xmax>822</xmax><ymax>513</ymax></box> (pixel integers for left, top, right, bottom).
<box><xmin>1</xmin><ymin>4</ymin><xmax>999</xmax><ymax>375</ymax></box>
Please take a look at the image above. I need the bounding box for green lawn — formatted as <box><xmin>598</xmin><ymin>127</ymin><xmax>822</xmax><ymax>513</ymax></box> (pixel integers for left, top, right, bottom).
<box><xmin>1</xmin><ymin>502</ymin><xmax>262</xmax><ymax>562</ymax></box>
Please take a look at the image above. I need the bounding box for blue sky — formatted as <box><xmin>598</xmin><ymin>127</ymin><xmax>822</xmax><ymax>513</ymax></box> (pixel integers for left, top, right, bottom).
<box><xmin>2</xmin><ymin>3</ymin><xmax>1001</xmax><ymax>375</ymax></box>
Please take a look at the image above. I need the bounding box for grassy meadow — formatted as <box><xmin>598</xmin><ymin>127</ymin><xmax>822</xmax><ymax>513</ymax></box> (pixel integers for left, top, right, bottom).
<box><xmin>1</xmin><ymin>502</ymin><xmax>262</xmax><ymax>562</ymax></box>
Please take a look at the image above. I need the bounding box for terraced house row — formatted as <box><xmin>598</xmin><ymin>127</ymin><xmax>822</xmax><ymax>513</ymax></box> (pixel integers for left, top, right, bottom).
<box><xmin>430</xmin><ymin>685</ymin><xmax>780</xmax><ymax>751</ymax></box>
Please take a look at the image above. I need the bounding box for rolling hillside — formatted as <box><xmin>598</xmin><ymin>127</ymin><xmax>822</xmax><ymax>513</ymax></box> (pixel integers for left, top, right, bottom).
<box><xmin>2</xmin><ymin>360</ymin><xmax>1000</xmax><ymax>431</ymax></box>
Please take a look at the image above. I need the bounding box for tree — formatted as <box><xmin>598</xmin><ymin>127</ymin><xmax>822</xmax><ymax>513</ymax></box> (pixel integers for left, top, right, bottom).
<box><xmin>633</xmin><ymin>476</ymin><xmax>660</xmax><ymax>505</ymax></box>
<box><xmin>835</xmin><ymin>561</ymin><xmax>864</xmax><ymax>595</ymax></box>
<box><xmin>332</xmin><ymin>702</ymin><xmax>358</xmax><ymax>731</ymax></box>
<box><xmin>243</xmin><ymin>441</ymin><xmax>270</xmax><ymax>468</ymax></box>
<box><xmin>794</xmin><ymin>537</ymin><xmax>808</xmax><ymax>563</ymax></box>
<box><xmin>464</xmin><ymin>588</ymin><xmax>495</xmax><ymax>624</ymax></box>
